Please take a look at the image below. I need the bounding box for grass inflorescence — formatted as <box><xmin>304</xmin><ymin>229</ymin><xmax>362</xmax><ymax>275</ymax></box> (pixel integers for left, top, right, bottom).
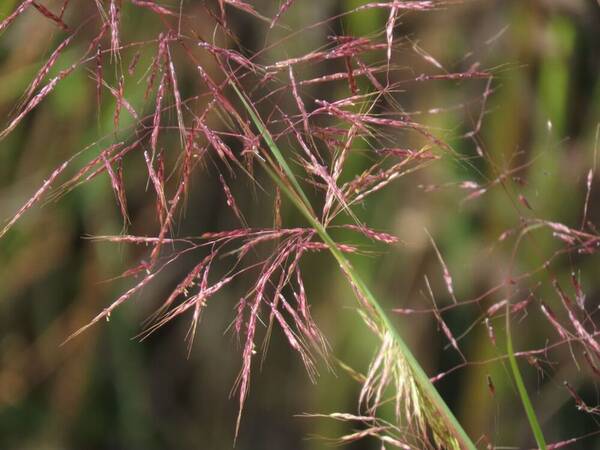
<box><xmin>1</xmin><ymin>1</ymin><xmax>599</xmax><ymax>448</ymax></box>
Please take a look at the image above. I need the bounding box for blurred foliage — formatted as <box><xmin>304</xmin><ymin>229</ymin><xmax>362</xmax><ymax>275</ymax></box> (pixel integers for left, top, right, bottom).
<box><xmin>1</xmin><ymin>1</ymin><xmax>599</xmax><ymax>449</ymax></box>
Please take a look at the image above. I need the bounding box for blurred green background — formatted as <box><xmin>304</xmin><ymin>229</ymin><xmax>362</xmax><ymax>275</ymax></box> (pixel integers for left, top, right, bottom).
<box><xmin>1</xmin><ymin>1</ymin><xmax>599</xmax><ymax>449</ymax></box>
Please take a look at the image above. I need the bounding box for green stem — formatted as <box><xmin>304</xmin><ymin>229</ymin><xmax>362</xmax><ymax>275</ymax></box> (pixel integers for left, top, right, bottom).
<box><xmin>506</xmin><ymin>305</ymin><xmax>547</xmax><ymax>449</ymax></box>
<box><xmin>231</xmin><ymin>82</ymin><xmax>477</xmax><ymax>450</ymax></box>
